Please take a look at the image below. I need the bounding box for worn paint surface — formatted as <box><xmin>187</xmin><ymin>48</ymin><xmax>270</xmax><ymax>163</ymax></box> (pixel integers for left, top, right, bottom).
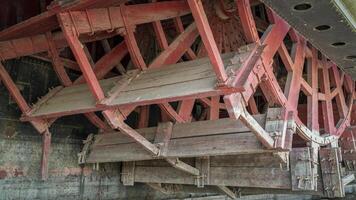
<box><xmin>0</xmin><ymin>58</ymin><xmax>203</xmax><ymax>199</ymax></box>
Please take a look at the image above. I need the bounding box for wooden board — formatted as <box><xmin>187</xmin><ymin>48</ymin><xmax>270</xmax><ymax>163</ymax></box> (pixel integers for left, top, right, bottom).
<box><xmin>132</xmin><ymin>166</ymin><xmax>291</xmax><ymax>189</ymax></box>
<box><xmin>85</xmin><ymin>116</ymin><xmax>271</xmax><ymax>163</ymax></box>
<box><xmin>26</xmin><ymin>52</ymin><xmax>244</xmax><ymax>119</ymax></box>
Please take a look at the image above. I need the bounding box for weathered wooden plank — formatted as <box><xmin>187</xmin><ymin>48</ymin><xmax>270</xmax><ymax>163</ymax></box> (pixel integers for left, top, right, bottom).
<box><xmin>290</xmin><ymin>148</ymin><xmax>316</xmax><ymax>191</ymax></box>
<box><xmin>320</xmin><ymin>148</ymin><xmax>344</xmax><ymax>198</ymax></box>
<box><xmin>209</xmin><ymin>153</ymin><xmax>288</xmax><ymax>168</ymax></box>
<box><xmin>122</xmin><ymin>162</ymin><xmax>135</xmax><ymax>186</ymax></box>
<box><xmin>91</xmin><ymin>116</ymin><xmax>259</xmax><ymax>147</ymax></box>
<box><xmin>85</xmin><ymin>116</ymin><xmax>270</xmax><ymax>163</ymax></box>
<box><xmin>133</xmin><ymin>166</ymin><xmax>291</xmax><ymax>189</ymax></box>
<box><xmin>25</xmin><ymin>52</ymin><xmax>246</xmax><ymax>119</ymax></box>
<box><xmin>86</xmin><ymin>132</ymin><xmax>271</xmax><ymax>163</ymax></box>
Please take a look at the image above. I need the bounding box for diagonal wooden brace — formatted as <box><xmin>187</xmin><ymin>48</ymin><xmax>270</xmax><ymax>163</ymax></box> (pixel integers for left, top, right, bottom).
<box><xmin>155</xmin><ymin>122</ymin><xmax>200</xmax><ymax>176</ymax></box>
<box><xmin>103</xmin><ymin>110</ymin><xmax>160</xmax><ymax>156</ymax></box>
<box><xmin>224</xmin><ymin>93</ymin><xmax>275</xmax><ymax>149</ymax></box>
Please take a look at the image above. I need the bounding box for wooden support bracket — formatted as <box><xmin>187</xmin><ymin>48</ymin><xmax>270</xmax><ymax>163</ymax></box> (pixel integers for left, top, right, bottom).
<box><xmin>122</xmin><ymin>161</ymin><xmax>135</xmax><ymax>186</ymax></box>
<box><xmin>155</xmin><ymin>122</ymin><xmax>200</xmax><ymax>176</ymax></box>
<box><xmin>265</xmin><ymin>107</ymin><xmax>295</xmax><ymax>150</ymax></box>
<box><xmin>290</xmin><ymin>147</ymin><xmax>318</xmax><ymax>191</ymax></box>
<box><xmin>224</xmin><ymin>94</ymin><xmax>275</xmax><ymax>149</ymax></box>
<box><xmin>319</xmin><ymin>147</ymin><xmax>344</xmax><ymax>198</ymax></box>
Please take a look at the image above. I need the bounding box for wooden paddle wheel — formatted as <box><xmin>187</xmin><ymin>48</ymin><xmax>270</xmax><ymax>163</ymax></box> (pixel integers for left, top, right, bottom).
<box><xmin>0</xmin><ymin>0</ymin><xmax>355</xmax><ymax>198</ymax></box>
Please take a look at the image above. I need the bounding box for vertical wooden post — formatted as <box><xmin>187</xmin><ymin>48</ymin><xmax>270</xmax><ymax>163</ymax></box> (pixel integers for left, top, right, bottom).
<box><xmin>41</xmin><ymin>130</ymin><xmax>51</xmax><ymax>180</ymax></box>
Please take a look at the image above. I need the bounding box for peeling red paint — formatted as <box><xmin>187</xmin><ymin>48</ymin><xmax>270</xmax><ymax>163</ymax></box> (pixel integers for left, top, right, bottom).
<box><xmin>0</xmin><ymin>165</ymin><xmax>26</xmax><ymax>179</ymax></box>
<box><xmin>0</xmin><ymin>170</ymin><xmax>7</xmax><ymax>179</ymax></box>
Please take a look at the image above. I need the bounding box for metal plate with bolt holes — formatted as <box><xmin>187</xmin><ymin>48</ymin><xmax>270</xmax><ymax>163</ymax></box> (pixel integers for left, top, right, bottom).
<box><xmin>261</xmin><ymin>0</ymin><xmax>356</xmax><ymax>79</ymax></box>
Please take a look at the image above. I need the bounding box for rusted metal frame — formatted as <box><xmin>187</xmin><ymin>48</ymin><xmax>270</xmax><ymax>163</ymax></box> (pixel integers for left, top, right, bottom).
<box><xmin>187</xmin><ymin>0</ymin><xmax>228</xmax><ymax>84</ymax></box>
<box><xmin>45</xmin><ymin>31</ymin><xmax>112</xmax><ymax>131</ymax></box>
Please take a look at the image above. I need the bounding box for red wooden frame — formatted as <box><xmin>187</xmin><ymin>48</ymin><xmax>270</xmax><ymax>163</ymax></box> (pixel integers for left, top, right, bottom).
<box><xmin>0</xmin><ymin>0</ymin><xmax>354</xmax><ymax>180</ymax></box>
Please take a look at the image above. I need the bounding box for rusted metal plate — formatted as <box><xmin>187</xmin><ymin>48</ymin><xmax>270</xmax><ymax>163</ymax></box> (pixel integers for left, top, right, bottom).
<box><xmin>261</xmin><ymin>0</ymin><xmax>356</xmax><ymax>78</ymax></box>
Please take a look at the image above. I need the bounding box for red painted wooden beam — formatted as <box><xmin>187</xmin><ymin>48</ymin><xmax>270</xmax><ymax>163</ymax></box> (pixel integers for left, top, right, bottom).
<box><xmin>74</xmin><ymin>41</ymin><xmax>128</xmax><ymax>84</ymax></box>
<box><xmin>0</xmin><ymin>62</ymin><xmax>48</xmax><ymax>133</ymax></box>
<box><xmin>149</xmin><ymin>23</ymin><xmax>199</xmax><ymax>68</ymax></box>
<box><xmin>0</xmin><ymin>31</ymin><xmax>119</xmax><ymax>61</ymax></box>
<box><xmin>187</xmin><ymin>0</ymin><xmax>228</xmax><ymax>84</ymax></box>
<box><xmin>58</xmin><ymin>13</ymin><xmax>106</xmax><ymax>100</ymax></box>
